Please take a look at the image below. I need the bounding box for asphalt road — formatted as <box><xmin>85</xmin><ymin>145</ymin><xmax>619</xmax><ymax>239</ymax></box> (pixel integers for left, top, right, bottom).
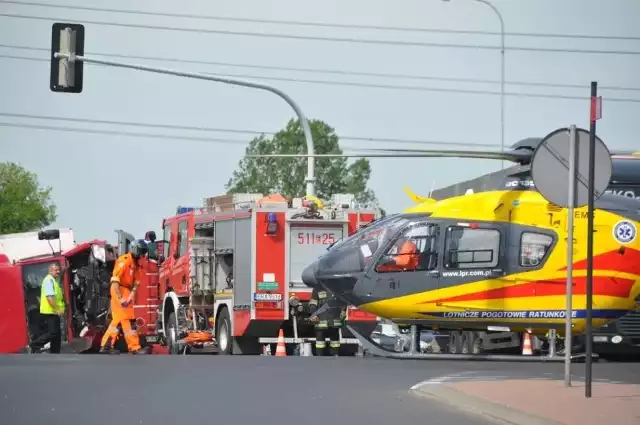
<box><xmin>0</xmin><ymin>355</ymin><xmax>637</xmax><ymax>425</ymax></box>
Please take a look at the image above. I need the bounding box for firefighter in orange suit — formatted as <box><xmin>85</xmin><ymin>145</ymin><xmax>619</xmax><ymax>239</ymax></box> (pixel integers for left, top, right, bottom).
<box><xmin>99</xmin><ymin>239</ymin><xmax>148</xmax><ymax>354</ymax></box>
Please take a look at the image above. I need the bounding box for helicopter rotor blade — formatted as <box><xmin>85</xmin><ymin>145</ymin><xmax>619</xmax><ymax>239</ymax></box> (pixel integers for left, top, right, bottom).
<box><xmin>246</xmin><ymin>148</ymin><xmax>527</xmax><ymax>163</ymax></box>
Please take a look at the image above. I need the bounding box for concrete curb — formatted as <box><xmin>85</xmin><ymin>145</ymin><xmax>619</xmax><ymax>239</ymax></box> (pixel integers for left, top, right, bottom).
<box><xmin>410</xmin><ymin>384</ymin><xmax>562</xmax><ymax>425</ymax></box>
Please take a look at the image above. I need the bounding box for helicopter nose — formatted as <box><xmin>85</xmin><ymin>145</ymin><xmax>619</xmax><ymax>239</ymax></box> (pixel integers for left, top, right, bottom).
<box><xmin>301</xmin><ymin>260</ymin><xmax>319</xmax><ymax>289</ymax></box>
<box><xmin>302</xmin><ymin>259</ymin><xmax>355</xmax><ymax>303</ymax></box>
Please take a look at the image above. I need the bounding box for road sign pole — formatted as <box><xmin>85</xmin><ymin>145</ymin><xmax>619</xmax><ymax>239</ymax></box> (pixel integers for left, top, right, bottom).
<box><xmin>565</xmin><ymin>124</ymin><xmax>577</xmax><ymax>388</ymax></box>
<box><xmin>585</xmin><ymin>82</ymin><xmax>599</xmax><ymax>398</ymax></box>
<box><xmin>531</xmin><ymin>124</ymin><xmax>611</xmax><ymax>392</ymax></box>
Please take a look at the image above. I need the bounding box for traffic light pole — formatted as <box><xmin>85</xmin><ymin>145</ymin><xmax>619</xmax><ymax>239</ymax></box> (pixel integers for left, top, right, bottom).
<box><xmin>53</xmin><ymin>49</ymin><xmax>317</xmax><ymax>196</ymax></box>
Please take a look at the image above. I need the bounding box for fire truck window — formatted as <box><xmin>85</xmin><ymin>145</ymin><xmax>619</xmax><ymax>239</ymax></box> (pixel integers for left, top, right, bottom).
<box><xmin>162</xmin><ymin>224</ymin><xmax>171</xmax><ymax>259</ymax></box>
<box><xmin>22</xmin><ymin>261</ymin><xmax>61</xmax><ymax>290</ymax></box>
<box><xmin>375</xmin><ymin>223</ymin><xmax>438</xmax><ymax>273</ymax></box>
<box><xmin>520</xmin><ymin>232</ymin><xmax>553</xmax><ymax>267</ymax></box>
<box><xmin>177</xmin><ymin>220</ymin><xmax>188</xmax><ymax>257</ymax></box>
<box><xmin>124</xmin><ymin>238</ymin><xmax>132</xmax><ymax>254</ymax></box>
<box><xmin>445</xmin><ymin>227</ymin><xmax>500</xmax><ymax>270</ymax></box>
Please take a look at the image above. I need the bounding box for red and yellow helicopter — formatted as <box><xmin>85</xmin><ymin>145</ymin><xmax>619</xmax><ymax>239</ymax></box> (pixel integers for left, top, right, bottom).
<box><xmin>249</xmin><ymin>136</ymin><xmax>640</xmax><ymax>341</ymax></box>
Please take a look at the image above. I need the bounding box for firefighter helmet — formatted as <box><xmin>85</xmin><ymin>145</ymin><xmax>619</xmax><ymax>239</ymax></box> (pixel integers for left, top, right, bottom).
<box><xmin>129</xmin><ymin>239</ymin><xmax>149</xmax><ymax>259</ymax></box>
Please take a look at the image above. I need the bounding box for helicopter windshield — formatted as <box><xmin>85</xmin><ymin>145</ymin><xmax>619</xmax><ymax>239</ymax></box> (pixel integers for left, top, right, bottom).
<box><xmin>327</xmin><ymin>213</ymin><xmax>401</xmax><ymax>252</ymax></box>
<box><xmin>316</xmin><ymin>214</ymin><xmax>412</xmax><ymax>275</ymax></box>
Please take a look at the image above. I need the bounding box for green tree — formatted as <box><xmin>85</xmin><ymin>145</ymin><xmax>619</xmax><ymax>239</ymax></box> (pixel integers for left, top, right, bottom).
<box><xmin>226</xmin><ymin>119</ymin><xmax>377</xmax><ymax>204</ymax></box>
<box><xmin>0</xmin><ymin>162</ymin><xmax>57</xmax><ymax>235</ymax></box>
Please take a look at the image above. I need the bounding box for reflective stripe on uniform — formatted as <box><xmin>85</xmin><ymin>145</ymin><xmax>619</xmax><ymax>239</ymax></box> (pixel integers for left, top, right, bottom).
<box><xmin>316</xmin><ymin>321</ymin><xmax>328</xmax><ymax>328</ymax></box>
<box><xmin>124</xmin><ymin>329</ymin><xmax>138</xmax><ymax>336</ymax></box>
<box><xmin>315</xmin><ymin>341</ymin><xmax>326</xmax><ymax>348</ymax></box>
<box><xmin>329</xmin><ymin>342</ymin><xmax>340</xmax><ymax>348</ymax></box>
<box><xmin>318</xmin><ymin>291</ymin><xmax>327</xmax><ymax>299</ymax></box>
<box><xmin>309</xmin><ymin>299</ymin><xmax>318</xmax><ymax>306</ymax></box>
<box><xmin>332</xmin><ymin>320</ymin><xmax>343</xmax><ymax>327</ymax></box>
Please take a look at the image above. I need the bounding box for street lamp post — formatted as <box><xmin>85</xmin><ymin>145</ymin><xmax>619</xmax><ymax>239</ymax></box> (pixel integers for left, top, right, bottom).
<box><xmin>442</xmin><ymin>0</ymin><xmax>505</xmax><ymax>168</ymax></box>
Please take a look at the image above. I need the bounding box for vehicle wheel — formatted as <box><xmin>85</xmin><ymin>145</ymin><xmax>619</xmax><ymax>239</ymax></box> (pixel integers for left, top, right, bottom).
<box><xmin>449</xmin><ymin>331</ymin><xmax>462</xmax><ymax>354</ymax></box>
<box><xmin>166</xmin><ymin>312</ymin><xmax>181</xmax><ymax>355</ymax></box>
<box><xmin>216</xmin><ymin>307</ymin><xmax>233</xmax><ymax>355</ymax></box>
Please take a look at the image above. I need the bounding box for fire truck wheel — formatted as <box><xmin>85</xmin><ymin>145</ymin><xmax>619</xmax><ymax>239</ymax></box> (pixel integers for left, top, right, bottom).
<box><xmin>216</xmin><ymin>307</ymin><xmax>232</xmax><ymax>355</ymax></box>
<box><xmin>166</xmin><ymin>312</ymin><xmax>181</xmax><ymax>355</ymax></box>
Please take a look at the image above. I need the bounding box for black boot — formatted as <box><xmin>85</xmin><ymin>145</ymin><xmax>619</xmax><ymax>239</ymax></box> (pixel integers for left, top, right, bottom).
<box><xmin>99</xmin><ymin>340</ymin><xmax>119</xmax><ymax>354</ymax></box>
<box><xmin>329</xmin><ymin>345</ymin><xmax>340</xmax><ymax>357</ymax></box>
<box><xmin>131</xmin><ymin>346</ymin><xmax>150</xmax><ymax>355</ymax></box>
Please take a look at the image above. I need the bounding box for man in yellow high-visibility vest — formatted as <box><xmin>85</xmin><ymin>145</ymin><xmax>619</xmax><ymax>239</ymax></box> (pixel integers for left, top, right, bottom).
<box><xmin>30</xmin><ymin>263</ymin><xmax>66</xmax><ymax>353</ymax></box>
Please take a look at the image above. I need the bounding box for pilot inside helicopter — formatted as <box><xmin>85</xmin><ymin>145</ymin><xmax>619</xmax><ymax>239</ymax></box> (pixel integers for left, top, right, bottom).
<box><xmin>375</xmin><ymin>225</ymin><xmax>435</xmax><ymax>272</ymax></box>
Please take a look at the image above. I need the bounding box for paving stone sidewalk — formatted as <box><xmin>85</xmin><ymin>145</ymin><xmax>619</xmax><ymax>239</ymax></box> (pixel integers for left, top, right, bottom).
<box><xmin>413</xmin><ymin>379</ymin><xmax>640</xmax><ymax>425</ymax></box>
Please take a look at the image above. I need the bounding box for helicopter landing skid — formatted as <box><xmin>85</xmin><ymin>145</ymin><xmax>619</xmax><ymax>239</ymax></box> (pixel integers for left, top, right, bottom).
<box><xmin>347</xmin><ymin>325</ymin><xmax>598</xmax><ymax>363</ymax></box>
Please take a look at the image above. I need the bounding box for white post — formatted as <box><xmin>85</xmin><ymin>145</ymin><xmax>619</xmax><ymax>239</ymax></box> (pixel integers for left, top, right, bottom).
<box><xmin>565</xmin><ymin>124</ymin><xmax>577</xmax><ymax>387</ymax></box>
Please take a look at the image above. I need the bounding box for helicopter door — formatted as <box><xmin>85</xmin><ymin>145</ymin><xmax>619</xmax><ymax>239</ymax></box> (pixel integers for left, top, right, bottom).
<box><xmin>369</xmin><ymin>222</ymin><xmax>440</xmax><ymax>301</ymax></box>
<box><xmin>439</xmin><ymin>222</ymin><xmax>506</xmax><ymax>298</ymax></box>
<box><xmin>115</xmin><ymin>229</ymin><xmax>135</xmax><ymax>256</ymax></box>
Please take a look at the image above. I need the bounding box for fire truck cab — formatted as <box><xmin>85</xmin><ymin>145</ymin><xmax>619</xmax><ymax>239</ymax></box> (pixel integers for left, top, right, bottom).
<box><xmin>0</xmin><ymin>229</ymin><xmax>115</xmax><ymax>354</ymax></box>
<box><xmin>155</xmin><ymin>193</ymin><xmax>382</xmax><ymax>355</ymax></box>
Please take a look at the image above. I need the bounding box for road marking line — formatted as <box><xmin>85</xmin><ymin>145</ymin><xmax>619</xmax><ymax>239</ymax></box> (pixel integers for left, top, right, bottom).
<box><xmin>410</xmin><ymin>371</ymin><xmax>478</xmax><ymax>390</ymax></box>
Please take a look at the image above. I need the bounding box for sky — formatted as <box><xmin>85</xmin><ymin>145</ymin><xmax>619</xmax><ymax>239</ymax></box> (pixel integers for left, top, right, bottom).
<box><xmin>1</xmin><ymin>0</ymin><xmax>639</xmax><ymax>242</ymax></box>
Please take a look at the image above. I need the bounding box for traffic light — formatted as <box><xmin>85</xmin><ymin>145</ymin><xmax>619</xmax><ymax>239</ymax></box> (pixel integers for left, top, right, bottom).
<box><xmin>49</xmin><ymin>23</ymin><xmax>85</xmax><ymax>93</ymax></box>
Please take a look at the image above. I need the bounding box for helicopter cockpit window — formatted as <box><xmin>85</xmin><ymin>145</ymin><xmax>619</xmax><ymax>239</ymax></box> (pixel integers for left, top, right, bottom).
<box><xmin>375</xmin><ymin>223</ymin><xmax>438</xmax><ymax>273</ymax></box>
<box><xmin>316</xmin><ymin>214</ymin><xmax>410</xmax><ymax>274</ymax></box>
<box><xmin>445</xmin><ymin>226</ymin><xmax>500</xmax><ymax>269</ymax></box>
<box><xmin>328</xmin><ymin>214</ymin><xmax>401</xmax><ymax>252</ymax></box>
<box><xmin>336</xmin><ymin>215</ymin><xmax>408</xmax><ymax>256</ymax></box>
<box><xmin>520</xmin><ymin>232</ymin><xmax>553</xmax><ymax>267</ymax></box>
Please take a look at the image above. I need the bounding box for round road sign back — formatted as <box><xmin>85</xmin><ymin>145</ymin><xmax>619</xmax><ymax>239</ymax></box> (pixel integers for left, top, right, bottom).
<box><xmin>531</xmin><ymin>127</ymin><xmax>612</xmax><ymax>208</ymax></box>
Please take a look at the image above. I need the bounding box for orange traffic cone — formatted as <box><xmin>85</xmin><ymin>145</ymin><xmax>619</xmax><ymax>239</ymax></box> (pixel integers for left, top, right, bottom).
<box><xmin>522</xmin><ymin>332</ymin><xmax>533</xmax><ymax>355</ymax></box>
<box><xmin>275</xmin><ymin>329</ymin><xmax>286</xmax><ymax>357</ymax></box>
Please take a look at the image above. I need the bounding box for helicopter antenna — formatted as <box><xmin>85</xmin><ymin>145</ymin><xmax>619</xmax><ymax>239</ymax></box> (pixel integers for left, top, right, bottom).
<box><xmin>428</xmin><ymin>180</ymin><xmax>436</xmax><ymax>198</ymax></box>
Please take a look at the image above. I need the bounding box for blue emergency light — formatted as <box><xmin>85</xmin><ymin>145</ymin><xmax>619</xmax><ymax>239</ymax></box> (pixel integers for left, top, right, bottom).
<box><xmin>266</xmin><ymin>212</ymin><xmax>278</xmax><ymax>235</ymax></box>
<box><xmin>176</xmin><ymin>206</ymin><xmax>196</xmax><ymax>214</ymax></box>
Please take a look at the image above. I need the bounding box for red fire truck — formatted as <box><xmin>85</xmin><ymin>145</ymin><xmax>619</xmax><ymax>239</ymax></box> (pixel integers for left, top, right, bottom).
<box><xmin>146</xmin><ymin>193</ymin><xmax>382</xmax><ymax>355</ymax></box>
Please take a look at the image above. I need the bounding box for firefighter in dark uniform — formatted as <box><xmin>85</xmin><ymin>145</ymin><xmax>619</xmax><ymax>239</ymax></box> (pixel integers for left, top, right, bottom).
<box><xmin>308</xmin><ymin>287</ymin><xmax>346</xmax><ymax>356</ymax></box>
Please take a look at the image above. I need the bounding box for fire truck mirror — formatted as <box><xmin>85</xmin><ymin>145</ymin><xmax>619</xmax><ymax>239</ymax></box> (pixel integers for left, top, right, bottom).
<box><xmin>38</xmin><ymin>229</ymin><xmax>60</xmax><ymax>240</ymax></box>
